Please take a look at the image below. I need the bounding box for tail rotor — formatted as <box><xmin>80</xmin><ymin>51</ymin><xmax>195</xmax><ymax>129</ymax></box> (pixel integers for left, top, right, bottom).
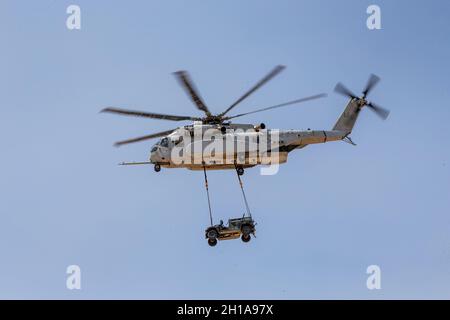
<box><xmin>334</xmin><ymin>74</ymin><xmax>390</xmax><ymax>120</ymax></box>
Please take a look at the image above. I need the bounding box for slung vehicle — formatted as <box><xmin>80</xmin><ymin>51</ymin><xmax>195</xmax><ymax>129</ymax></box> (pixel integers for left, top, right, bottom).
<box><xmin>205</xmin><ymin>217</ymin><xmax>256</xmax><ymax>247</ymax></box>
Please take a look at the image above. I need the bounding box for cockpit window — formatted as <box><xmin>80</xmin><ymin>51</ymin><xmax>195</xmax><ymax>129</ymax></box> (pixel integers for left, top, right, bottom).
<box><xmin>174</xmin><ymin>136</ymin><xmax>183</xmax><ymax>145</ymax></box>
<box><xmin>160</xmin><ymin>137</ymin><xmax>169</xmax><ymax>147</ymax></box>
<box><xmin>151</xmin><ymin>146</ymin><xmax>157</xmax><ymax>152</ymax></box>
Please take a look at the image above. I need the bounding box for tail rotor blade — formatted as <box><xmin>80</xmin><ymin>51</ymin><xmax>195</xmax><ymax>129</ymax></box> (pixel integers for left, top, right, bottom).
<box><xmin>334</xmin><ymin>82</ymin><xmax>358</xmax><ymax>99</ymax></box>
<box><xmin>362</xmin><ymin>74</ymin><xmax>380</xmax><ymax>97</ymax></box>
<box><xmin>367</xmin><ymin>102</ymin><xmax>390</xmax><ymax>120</ymax></box>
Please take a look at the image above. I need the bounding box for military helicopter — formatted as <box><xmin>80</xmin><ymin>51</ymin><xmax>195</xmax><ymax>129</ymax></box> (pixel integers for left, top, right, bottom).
<box><xmin>101</xmin><ymin>66</ymin><xmax>389</xmax><ymax>175</ymax></box>
<box><xmin>102</xmin><ymin>66</ymin><xmax>389</xmax><ymax>246</ymax></box>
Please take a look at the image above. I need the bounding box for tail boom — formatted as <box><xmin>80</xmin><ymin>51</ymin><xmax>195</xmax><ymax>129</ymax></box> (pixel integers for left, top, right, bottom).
<box><xmin>333</xmin><ymin>99</ymin><xmax>362</xmax><ymax>134</ymax></box>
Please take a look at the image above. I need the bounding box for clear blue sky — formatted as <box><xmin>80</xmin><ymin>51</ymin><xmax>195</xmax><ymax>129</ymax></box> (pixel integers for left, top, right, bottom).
<box><xmin>1</xmin><ymin>0</ymin><xmax>449</xmax><ymax>299</ymax></box>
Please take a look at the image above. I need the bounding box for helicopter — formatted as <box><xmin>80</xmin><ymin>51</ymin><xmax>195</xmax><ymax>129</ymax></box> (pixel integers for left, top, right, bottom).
<box><xmin>101</xmin><ymin>66</ymin><xmax>389</xmax><ymax>175</ymax></box>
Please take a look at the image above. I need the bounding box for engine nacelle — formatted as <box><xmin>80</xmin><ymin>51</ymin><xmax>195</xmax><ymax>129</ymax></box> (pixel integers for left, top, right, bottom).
<box><xmin>254</xmin><ymin>123</ymin><xmax>266</xmax><ymax>131</ymax></box>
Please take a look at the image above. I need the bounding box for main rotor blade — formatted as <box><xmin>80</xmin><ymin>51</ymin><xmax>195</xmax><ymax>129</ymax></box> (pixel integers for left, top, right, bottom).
<box><xmin>173</xmin><ymin>71</ymin><xmax>211</xmax><ymax>116</ymax></box>
<box><xmin>114</xmin><ymin>129</ymin><xmax>175</xmax><ymax>147</ymax></box>
<box><xmin>367</xmin><ymin>102</ymin><xmax>390</xmax><ymax>120</ymax></box>
<box><xmin>220</xmin><ymin>65</ymin><xmax>286</xmax><ymax>117</ymax></box>
<box><xmin>224</xmin><ymin>93</ymin><xmax>327</xmax><ymax>120</ymax></box>
<box><xmin>334</xmin><ymin>82</ymin><xmax>358</xmax><ymax>99</ymax></box>
<box><xmin>101</xmin><ymin>107</ymin><xmax>199</xmax><ymax>121</ymax></box>
<box><xmin>362</xmin><ymin>74</ymin><xmax>380</xmax><ymax>97</ymax></box>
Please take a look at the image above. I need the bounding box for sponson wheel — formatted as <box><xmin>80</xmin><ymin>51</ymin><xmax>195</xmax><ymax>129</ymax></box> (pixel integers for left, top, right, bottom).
<box><xmin>154</xmin><ymin>164</ymin><xmax>161</xmax><ymax>172</ymax></box>
<box><xmin>241</xmin><ymin>234</ymin><xmax>251</xmax><ymax>243</ymax></box>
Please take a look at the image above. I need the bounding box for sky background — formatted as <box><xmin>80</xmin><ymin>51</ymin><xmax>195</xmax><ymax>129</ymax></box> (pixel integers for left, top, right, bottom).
<box><xmin>1</xmin><ymin>0</ymin><xmax>450</xmax><ymax>299</ymax></box>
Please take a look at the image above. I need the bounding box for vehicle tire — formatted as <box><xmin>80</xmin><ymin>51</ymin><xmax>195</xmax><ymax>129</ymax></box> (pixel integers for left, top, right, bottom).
<box><xmin>207</xmin><ymin>229</ymin><xmax>218</xmax><ymax>240</ymax></box>
<box><xmin>241</xmin><ymin>234</ymin><xmax>251</xmax><ymax>243</ymax></box>
<box><xmin>241</xmin><ymin>225</ymin><xmax>252</xmax><ymax>236</ymax></box>
<box><xmin>154</xmin><ymin>164</ymin><xmax>161</xmax><ymax>172</ymax></box>
<box><xmin>208</xmin><ymin>238</ymin><xmax>218</xmax><ymax>247</ymax></box>
<box><xmin>237</xmin><ymin>167</ymin><xmax>244</xmax><ymax>176</ymax></box>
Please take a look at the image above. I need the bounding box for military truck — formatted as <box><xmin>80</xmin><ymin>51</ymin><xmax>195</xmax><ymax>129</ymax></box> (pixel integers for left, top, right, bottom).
<box><xmin>205</xmin><ymin>217</ymin><xmax>256</xmax><ymax>246</ymax></box>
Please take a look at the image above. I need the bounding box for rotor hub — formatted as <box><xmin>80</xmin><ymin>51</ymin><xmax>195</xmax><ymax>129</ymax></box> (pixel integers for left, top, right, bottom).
<box><xmin>202</xmin><ymin>115</ymin><xmax>224</xmax><ymax>124</ymax></box>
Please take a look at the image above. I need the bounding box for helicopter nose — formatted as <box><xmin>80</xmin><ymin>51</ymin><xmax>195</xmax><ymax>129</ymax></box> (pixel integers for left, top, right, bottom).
<box><xmin>150</xmin><ymin>152</ymin><xmax>158</xmax><ymax>162</ymax></box>
<box><xmin>150</xmin><ymin>149</ymin><xmax>159</xmax><ymax>163</ymax></box>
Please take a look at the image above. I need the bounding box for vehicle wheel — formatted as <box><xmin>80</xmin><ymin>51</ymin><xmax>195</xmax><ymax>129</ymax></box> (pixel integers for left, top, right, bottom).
<box><xmin>208</xmin><ymin>238</ymin><xmax>218</xmax><ymax>247</ymax></box>
<box><xmin>154</xmin><ymin>164</ymin><xmax>161</xmax><ymax>172</ymax></box>
<box><xmin>237</xmin><ymin>167</ymin><xmax>244</xmax><ymax>176</ymax></box>
<box><xmin>207</xmin><ymin>229</ymin><xmax>218</xmax><ymax>240</ymax></box>
<box><xmin>241</xmin><ymin>234</ymin><xmax>251</xmax><ymax>243</ymax></box>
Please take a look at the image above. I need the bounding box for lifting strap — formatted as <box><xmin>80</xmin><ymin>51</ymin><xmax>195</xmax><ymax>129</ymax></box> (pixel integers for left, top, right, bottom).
<box><xmin>203</xmin><ymin>165</ymin><xmax>214</xmax><ymax>226</ymax></box>
<box><xmin>234</xmin><ymin>163</ymin><xmax>252</xmax><ymax>219</ymax></box>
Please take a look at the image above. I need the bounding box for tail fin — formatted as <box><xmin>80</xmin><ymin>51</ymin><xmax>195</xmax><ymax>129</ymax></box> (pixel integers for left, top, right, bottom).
<box><xmin>332</xmin><ymin>74</ymin><xmax>389</xmax><ymax>133</ymax></box>
<box><xmin>333</xmin><ymin>99</ymin><xmax>361</xmax><ymax>134</ymax></box>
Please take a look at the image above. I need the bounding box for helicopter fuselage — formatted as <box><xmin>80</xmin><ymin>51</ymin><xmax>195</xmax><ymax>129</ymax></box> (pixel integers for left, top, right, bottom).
<box><xmin>148</xmin><ymin>122</ymin><xmax>347</xmax><ymax>171</ymax></box>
